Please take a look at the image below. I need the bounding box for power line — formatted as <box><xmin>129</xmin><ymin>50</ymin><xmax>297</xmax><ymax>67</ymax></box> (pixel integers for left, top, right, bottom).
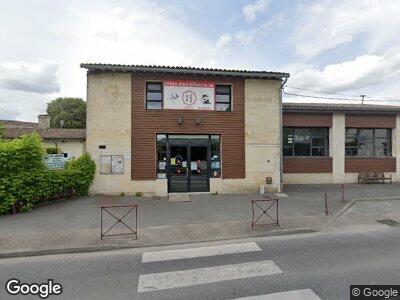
<box><xmin>285</xmin><ymin>86</ymin><xmax>360</xmax><ymax>98</ymax></box>
<box><xmin>283</xmin><ymin>91</ymin><xmax>400</xmax><ymax>103</ymax></box>
<box><xmin>284</xmin><ymin>92</ymin><xmax>360</xmax><ymax>101</ymax></box>
<box><xmin>285</xmin><ymin>85</ymin><xmax>400</xmax><ymax>102</ymax></box>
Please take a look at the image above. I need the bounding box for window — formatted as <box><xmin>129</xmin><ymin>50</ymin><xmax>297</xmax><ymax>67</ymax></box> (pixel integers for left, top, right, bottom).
<box><xmin>156</xmin><ymin>134</ymin><xmax>167</xmax><ymax>178</ymax></box>
<box><xmin>283</xmin><ymin>127</ymin><xmax>329</xmax><ymax>157</ymax></box>
<box><xmin>215</xmin><ymin>85</ymin><xmax>231</xmax><ymax>111</ymax></box>
<box><xmin>210</xmin><ymin>135</ymin><xmax>221</xmax><ymax>178</ymax></box>
<box><xmin>100</xmin><ymin>155</ymin><xmax>124</xmax><ymax>174</ymax></box>
<box><xmin>345</xmin><ymin>128</ymin><xmax>391</xmax><ymax>157</ymax></box>
<box><xmin>146</xmin><ymin>82</ymin><xmax>163</xmax><ymax>109</ymax></box>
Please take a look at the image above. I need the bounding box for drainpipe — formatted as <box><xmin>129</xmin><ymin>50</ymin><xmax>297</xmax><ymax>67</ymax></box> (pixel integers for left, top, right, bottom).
<box><xmin>279</xmin><ymin>77</ymin><xmax>288</xmax><ymax>193</ymax></box>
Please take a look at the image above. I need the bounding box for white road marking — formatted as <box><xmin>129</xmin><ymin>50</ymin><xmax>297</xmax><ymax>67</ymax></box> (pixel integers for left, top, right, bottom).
<box><xmin>233</xmin><ymin>289</ymin><xmax>321</xmax><ymax>300</ymax></box>
<box><xmin>138</xmin><ymin>260</ymin><xmax>283</xmax><ymax>293</ymax></box>
<box><xmin>142</xmin><ymin>242</ymin><xmax>262</xmax><ymax>263</ymax></box>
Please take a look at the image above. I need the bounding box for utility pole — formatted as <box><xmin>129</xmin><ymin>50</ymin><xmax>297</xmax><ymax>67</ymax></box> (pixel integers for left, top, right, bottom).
<box><xmin>360</xmin><ymin>94</ymin><xmax>366</xmax><ymax>105</ymax></box>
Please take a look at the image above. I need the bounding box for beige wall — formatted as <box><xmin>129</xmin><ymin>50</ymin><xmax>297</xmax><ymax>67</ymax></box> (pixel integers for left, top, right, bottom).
<box><xmin>43</xmin><ymin>139</ymin><xmax>85</xmax><ymax>159</ymax></box>
<box><xmin>86</xmin><ymin>72</ymin><xmax>166</xmax><ymax>195</ymax></box>
<box><xmin>283</xmin><ymin>173</ymin><xmax>333</xmax><ymax>184</ymax></box>
<box><xmin>244</xmin><ymin>79</ymin><xmax>281</xmax><ymax>192</ymax></box>
<box><xmin>332</xmin><ymin>112</ymin><xmax>345</xmax><ymax>183</ymax></box>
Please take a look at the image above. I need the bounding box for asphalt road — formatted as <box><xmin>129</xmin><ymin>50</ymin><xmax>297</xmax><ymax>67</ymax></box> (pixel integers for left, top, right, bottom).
<box><xmin>0</xmin><ymin>227</ymin><xmax>399</xmax><ymax>300</ymax></box>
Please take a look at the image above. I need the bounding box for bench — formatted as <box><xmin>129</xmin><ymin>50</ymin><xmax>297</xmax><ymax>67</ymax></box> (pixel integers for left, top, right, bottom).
<box><xmin>358</xmin><ymin>171</ymin><xmax>392</xmax><ymax>184</ymax></box>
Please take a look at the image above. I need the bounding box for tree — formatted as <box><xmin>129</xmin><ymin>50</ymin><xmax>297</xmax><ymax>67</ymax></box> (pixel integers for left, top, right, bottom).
<box><xmin>0</xmin><ymin>124</ymin><xmax>5</xmax><ymax>139</ymax></box>
<box><xmin>46</xmin><ymin>97</ymin><xmax>86</xmax><ymax>128</ymax></box>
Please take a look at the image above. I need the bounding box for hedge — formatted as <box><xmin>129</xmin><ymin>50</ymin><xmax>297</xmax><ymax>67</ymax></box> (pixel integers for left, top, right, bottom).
<box><xmin>0</xmin><ymin>134</ymin><xmax>96</xmax><ymax>215</ymax></box>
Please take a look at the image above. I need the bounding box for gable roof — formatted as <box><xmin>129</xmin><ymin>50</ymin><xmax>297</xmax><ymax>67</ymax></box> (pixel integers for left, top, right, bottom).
<box><xmin>3</xmin><ymin>128</ymin><xmax>86</xmax><ymax>139</ymax></box>
<box><xmin>0</xmin><ymin>120</ymin><xmax>38</xmax><ymax>129</ymax></box>
<box><xmin>81</xmin><ymin>63</ymin><xmax>290</xmax><ymax>80</ymax></box>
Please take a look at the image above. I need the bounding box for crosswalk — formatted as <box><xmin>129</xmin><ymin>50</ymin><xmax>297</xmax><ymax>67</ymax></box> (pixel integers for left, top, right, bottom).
<box><xmin>137</xmin><ymin>242</ymin><xmax>321</xmax><ymax>299</ymax></box>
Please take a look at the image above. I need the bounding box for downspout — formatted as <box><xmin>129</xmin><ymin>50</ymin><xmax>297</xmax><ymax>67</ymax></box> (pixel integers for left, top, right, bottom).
<box><xmin>279</xmin><ymin>77</ymin><xmax>288</xmax><ymax>192</ymax></box>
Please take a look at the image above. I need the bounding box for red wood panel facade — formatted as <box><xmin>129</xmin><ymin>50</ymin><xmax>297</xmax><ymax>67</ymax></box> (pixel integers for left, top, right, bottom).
<box><xmin>283</xmin><ymin>113</ymin><xmax>332</xmax><ymax>127</ymax></box>
<box><xmin>346</xmin><ymin>114</ymin><xmax>396</xmax><ymax>128</ymax></box>
<box><xmin>131</xmin><ymin>73</ymin><xmax>245</xmax><ymax>180</ymax></box>
<box><xmin>345</xmin><ymin>158</ymin><xmax>396</xmax><ymax>173</ymax></box>
<box><xmin>283</xmin><ymin>157</ymin><xmax>333</xmax><ymax>173</ymax></box>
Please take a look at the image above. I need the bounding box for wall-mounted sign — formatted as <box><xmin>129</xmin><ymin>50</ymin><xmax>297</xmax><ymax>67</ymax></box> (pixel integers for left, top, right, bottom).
<box><xmin>43</xmin><ymin>154</ymin><xmax>68</xmax><ymax>170</ymax></box>
<box><xmin>163</xmin><ymin>80</ymin><xmax>215</xmax><ymax>110</ymax></box>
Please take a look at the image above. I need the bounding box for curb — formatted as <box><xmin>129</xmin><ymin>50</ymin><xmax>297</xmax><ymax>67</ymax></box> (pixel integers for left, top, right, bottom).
<box><xmin>325</xmin><ymin>196</ymin><xmax>400</xmax><ymax>227</ymax></box>
<box><xmin>0</xmin><ymin>227</ymin><xmax>317</xmax><ymax>259</ymax></box>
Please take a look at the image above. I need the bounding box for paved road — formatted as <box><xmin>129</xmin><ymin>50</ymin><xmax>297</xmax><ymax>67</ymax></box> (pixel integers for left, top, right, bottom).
<box><xmin>0</xmin><ymin>227</ymin><xmax>399</xmax><ymax>300</ymax></box>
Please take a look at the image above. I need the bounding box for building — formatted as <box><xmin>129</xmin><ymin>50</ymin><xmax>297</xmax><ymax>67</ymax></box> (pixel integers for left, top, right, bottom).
<box><xmin>82</xmin><ymin>63</ymin><xmax>400</xmax><ymax>196</ymax></box>
<box><xmin>81</xmin><ymin>63</ymin><xmax>290</xmax><ymax>196</ymax></box>
<box><xmin>282</xmin><ymin>102</ymin><xmax>400</xmax><ymax>184</ymax></box>
<box><xmin>1</xmin><ymin>115</ymin><xmax>86</xmax><ymax>159</ymax></box>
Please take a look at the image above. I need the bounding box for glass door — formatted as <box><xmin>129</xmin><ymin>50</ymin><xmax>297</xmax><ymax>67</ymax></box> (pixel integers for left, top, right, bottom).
<box><xmin>189</xmin><ymin>145</ymin><xmax>209</xmax><ymax>192</ymax></box>
<box><xmin>167</xmin><ymin>142</ymin><xmax>210</xmax><ymax>193</ymax></box>
<box><xmin>169</xmin><ymin>145</ymin><xmax>189</xmax><ymax>192</ymax></box>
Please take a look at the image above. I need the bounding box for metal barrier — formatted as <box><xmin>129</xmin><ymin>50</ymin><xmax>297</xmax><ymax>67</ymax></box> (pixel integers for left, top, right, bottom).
<box><xmin>100</xmin><ymin>204</ymin><xmax>138</xmax><ymax>240</ymax></box>
<box><xmin>251</xmin><ymin>196</ymin><xmax>279</xmax><ymax>230</ymax></box>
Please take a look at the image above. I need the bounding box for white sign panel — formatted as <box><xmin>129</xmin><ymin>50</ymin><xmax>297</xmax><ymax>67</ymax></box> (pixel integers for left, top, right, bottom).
<box><xmin>43</xmin><ymin>154</ymin><xmax>68</xmax><ymax>170</ymax></box>
<box><xmin>163</xmin><ymin>80</ymin><xmax>215</xmax><ymax>110</ymax></box>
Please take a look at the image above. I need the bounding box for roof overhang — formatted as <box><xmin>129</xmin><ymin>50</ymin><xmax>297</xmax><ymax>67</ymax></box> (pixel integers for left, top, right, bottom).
<box><xmin>283</xmin><ymin>102</ymin><xmax>400</xmax><ymax>114</ymax></box>
<box><xmin>80</xmin><ymin>63</ymin><xmax>290</xmax><ymax>80</ymax></box>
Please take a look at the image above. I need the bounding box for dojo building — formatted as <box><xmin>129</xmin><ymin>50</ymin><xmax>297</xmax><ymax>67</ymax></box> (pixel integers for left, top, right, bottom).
<box><xmin>82</xmin><ymin>63</ymin><xmax>289</xmax><ymax>196</ymax></box>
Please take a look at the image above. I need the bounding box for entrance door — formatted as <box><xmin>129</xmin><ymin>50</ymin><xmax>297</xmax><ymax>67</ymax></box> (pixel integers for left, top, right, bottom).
<box><xmin>169</xmin><ymin>145</ymin><xmax>189</xmax><ymax>193</ymax></box>
<box><xmin>168</xmin><ymin>144</ymin><xmax>209</xmax><ymax>193</ymax></box>
<box><xmin>189</xmin><ymin>145</ymin><xmax>208</xmax><ymax>192</ymax></box>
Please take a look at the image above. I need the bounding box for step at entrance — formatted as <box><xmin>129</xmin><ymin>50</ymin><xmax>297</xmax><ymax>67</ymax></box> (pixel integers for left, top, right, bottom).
<box><xmin>168</xmin><ymin>193</ymin><xmax>191</xmax><ymax>203</ymax></box>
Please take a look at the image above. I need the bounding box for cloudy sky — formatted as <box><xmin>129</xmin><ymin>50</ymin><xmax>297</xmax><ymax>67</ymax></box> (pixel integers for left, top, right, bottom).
<box><xmin>1</xmin><ymin>0</ymin><xmax>400</xmax><ymax>121</ymax></box>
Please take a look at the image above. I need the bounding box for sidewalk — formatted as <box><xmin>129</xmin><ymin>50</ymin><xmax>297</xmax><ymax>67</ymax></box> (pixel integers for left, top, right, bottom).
<box><xmin>1</xmin><ymin>184</ymin><xmax>399</xmax><ymax>257</ymax></box>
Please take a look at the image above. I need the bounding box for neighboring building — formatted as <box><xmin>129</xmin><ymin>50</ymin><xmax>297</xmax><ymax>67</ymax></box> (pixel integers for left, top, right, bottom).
<box><xmin>282</xmin><ymin>102</ymin><xmax>400</xmax><ymax>184</ymax></box>
<box><xmin>1</xmin><ymin>115</ymin><xmax>86</xmax><ymax>159</ymax></box>
<box><xmin>81</xmin><ymin>63</ymin><xmax>290</xmax><ymax>196</ymax></box>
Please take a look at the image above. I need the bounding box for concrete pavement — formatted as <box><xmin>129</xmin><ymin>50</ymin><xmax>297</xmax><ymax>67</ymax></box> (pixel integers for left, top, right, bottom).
<box><xmin>1</xmin><ymin>184</ymin><xmax>400</xmax><ymax>258</ymax></box>
<box><xmin>0</xmin><ymin>226</ymin><xmax>399</xmax><ymax>299</ymax></box>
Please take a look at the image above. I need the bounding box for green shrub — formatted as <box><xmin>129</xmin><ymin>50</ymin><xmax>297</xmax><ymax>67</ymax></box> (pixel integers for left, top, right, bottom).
<box><xmin>46</xmin><ymin>147</ymin><xmax>60</xmax><ymax>154</ymax></box>
<box><xmin>0</xmin><ymin>133</ymin><xmax>44</xmax><ymax>178</ymax></box>
<box><xmin>65</xmin><ymin>154</ymin><xmax>96</xmax><ymax>196</ymax></box>
<box><xmin>135</xmin><ymin>191</ymin><xmax>143</xmax><ymax>197</ymax></box>
<box><xmin>0</xmin><ymin>135</ymin><xmax>96</xmax><ymax>215</ymax></box>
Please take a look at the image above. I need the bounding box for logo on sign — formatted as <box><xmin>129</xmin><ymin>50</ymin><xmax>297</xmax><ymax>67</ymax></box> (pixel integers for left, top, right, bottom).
<box><xmin>182</xmin><ymin>91</ymin><xmax>197</xmax><ymax>108</ymax></box>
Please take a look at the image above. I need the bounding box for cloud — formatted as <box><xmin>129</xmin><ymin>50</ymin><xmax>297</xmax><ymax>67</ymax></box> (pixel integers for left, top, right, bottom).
<box><xmin>0</xmin><ymin>61</ymin><xmax>60</xmax><ymax>94</ymax></box>
<box><xmin>289</xmin><ymin>46</ymin><xmax>400</xmax><ymax>92</ymax></box>
<box><xmin>55</xmin><ymin>2</ymin><xmax>221</xmax><ymax>68</ymax></box>
<box><xmin>216</xmin><ymin>34</ymin><xmax>232</xmax><ymax>49</ymax></box>
<box><xmin>242</xmin><ymin>0</ymin><xmax>270</xmax><ymax>22</ymax></box>
<box><xmin>293</xmin><ymin>0</ymin><xmax>400</xmax><ymax>58</ymax></box>
<box><xmin>0</xmin><ymin>106</ymin><xmax>21</xmax><ymax>120</ymax></box>
<box><xmin>235</xmin><ymin>13</ymin><xmax>283</xmax><ymax>45</ymax></box>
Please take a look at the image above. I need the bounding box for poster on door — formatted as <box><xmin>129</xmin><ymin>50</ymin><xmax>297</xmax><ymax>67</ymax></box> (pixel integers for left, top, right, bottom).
<box><xmin>163</xmin><ymin>80</ymin><xmax>215</xmax><ymax>110</ymax></box>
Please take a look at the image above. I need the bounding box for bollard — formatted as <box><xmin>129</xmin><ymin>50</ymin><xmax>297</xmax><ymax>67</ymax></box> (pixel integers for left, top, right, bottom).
<box><xmin>341</xmin><ymin>183</ymin><xmax>345</xmax><ymax>202</ymax></box>
<box><xmin>324</xmin><ymin>192</ymin><xmax>328</xmax><ymax>215</ymax></box>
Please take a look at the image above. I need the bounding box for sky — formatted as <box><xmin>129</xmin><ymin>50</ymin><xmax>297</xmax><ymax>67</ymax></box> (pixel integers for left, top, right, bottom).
<box><xmin>1</xmin><ymin>0</ymin><xmax>400</xmax><ymax>121</ymax></box>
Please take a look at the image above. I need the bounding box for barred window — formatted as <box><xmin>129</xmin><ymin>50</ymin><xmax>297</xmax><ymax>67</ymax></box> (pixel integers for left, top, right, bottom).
<box><xmin>215</xmin><ymin>85</ymin><xmax>231</xmax><ymax>111</ymax></box>
<box><xmin>146</xmin><ymin>82</ymin><xmax>163</xmax><ymax>109</ymax></box>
